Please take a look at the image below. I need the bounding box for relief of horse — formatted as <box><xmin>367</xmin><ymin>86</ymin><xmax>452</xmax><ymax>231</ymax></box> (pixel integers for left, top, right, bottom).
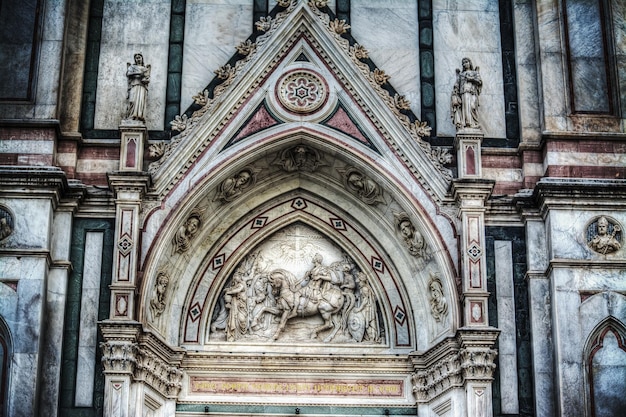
<box><xmin>250</xmin><ymin>268</ymin><xmax>345</xmax><ymax>342</ymax></box>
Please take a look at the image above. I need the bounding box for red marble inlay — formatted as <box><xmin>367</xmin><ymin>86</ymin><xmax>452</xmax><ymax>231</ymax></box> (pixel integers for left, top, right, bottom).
<box><xmin>324</xmin><ymin>107</ymin><xmax>369</xmax><ymax>144</ymax></box>
<box><xmin>231</xmin><ymin>106</ymin><xmax>279</xmax><ymax>143</ymax></box>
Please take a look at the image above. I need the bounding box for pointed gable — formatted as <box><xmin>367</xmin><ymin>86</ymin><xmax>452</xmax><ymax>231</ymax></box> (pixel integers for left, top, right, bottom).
<box><xmin>148</xmin><ymin>0</ymin><xmax>451</xmax><ymax>202</ymax></box>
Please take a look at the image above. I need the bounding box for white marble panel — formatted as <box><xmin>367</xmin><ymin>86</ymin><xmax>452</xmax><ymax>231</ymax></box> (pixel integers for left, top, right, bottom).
<box><xmin>494</xmin><ymin>241</ymin><xmax>519</xmax><ymax>414</ymax></box>
<box><xmin>548</xmin><ymin>210</ymin><xmax>626</xmax><ymax>260</ymax></box>
<box><xmin>50</xmin><ymin>211</ymin><xmax>73</xmax><ymax>261</ymax></box>
<box><xmin>0</xmin><ymin>199</ymin><xmax>52</xmax><ymax>249</ymax></box>
<box><xmin>433</xmin><ymin>0</ymin><xmax>506</xmax><ymax>138</ymax></box>
<box><xmin>351</xmin><ymin>0</ymin><xmax>421</xmax><ymax>116</ymax></box>
<box><xmin>181</xmin><ymin>0</ymin><xmax>253</xmax><ymax>111</ymax></box>
<box><xmin>39</xmin><ymin>267</ymin><xmax>69</xmax><ymax>417</ymax></box>
<box><xmin>75</xmin><ymin>232</ymin><xmax>104</xmax><ymax>407</ymax></box>
<box><xmin>8</xmin><ymin>352</ymin><xmax>39</xmax><ymax>417</ymax></box>
<box><xmin>526</xmin><ymin>219</ymin><xmax>548</xmax><ymax>272</ymax></box>
<box><xmin>95</xmin><ymin>0</ymin><xmax>171</xmax><ymax>130</ymax></box>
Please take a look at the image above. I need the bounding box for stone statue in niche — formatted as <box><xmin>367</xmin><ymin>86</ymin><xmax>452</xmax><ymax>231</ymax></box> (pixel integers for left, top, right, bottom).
<box><xmin>208</xmin><ymin>223</ymin><xmax>383</xmax><ymax>344</ymax></box>
<box><xmin>394</xmin><ymin>212</ymin><xmax>432</xmax><ymax>262</ymax></box>
<box><xmin>273</xmin><ymin>145</ymin><xmax>326</xmax><ymax>172</ymax></box>
<box><xmin>125</xmin><ymin>53</ymin><xmax>151</xmax><ymax>122</ymax></box>
<box><xmin>428</xmin><ymin>273</ymin><xmax>448</xmax><ymax>323</ymax></box>
<box><xmin>587</xmin><ymin>216</ymin><xmax>622</xmax><ymax>254</ymax></box>
<box><xmin>172</xmin><ymin>208</ymin><xmax>203</xmax><ymax>255</ymax></box>
<box><xmin>0</xmin><ymin>207</ymin><xmax>13</xmax><ymax>241</ymax></box>
<box><xmin>214</xmin><ymin>167</ymin><xmax>259</xmax><ymax>203</ymax></box>
<box><xmin>451</xmin><ymin>57</ymin><xmax>482</xmax><ymax>130</ymax></box>
<box><xmin>339</xmin><ymin>166</ymin><xmax>385</xmax><ymax>205</ymax></box>
<box><xmin>149</xmin><ymin>271</ymin><xmax>170</xmax><ymax>320</ymax></box>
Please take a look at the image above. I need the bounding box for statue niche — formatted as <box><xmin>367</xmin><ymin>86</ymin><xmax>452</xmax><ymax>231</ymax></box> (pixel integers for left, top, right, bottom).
<box><xmin>209</xmin><ymin>223</ymin><xmax>384</xmax><ymax>344</ymax></box>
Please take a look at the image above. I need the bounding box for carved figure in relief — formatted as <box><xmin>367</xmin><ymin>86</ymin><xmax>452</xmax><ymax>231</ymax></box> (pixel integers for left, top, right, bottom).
<box><xmin>428</xmin><ymin>274</ymin><xmax>448</xmax><ymax>322</ymax></box>
<box><xmin>172</xmin><ymin>210</ymin><xmax>203</xmax><ymax>255</ymax></box>
<box><xmin>394</xmin><ymin>213</ymin><xmax>431</xmax><ymax>262</ymax></box>
<box><xmin>0</xmin><ymin>209</ymin><xmax>13</xmax><ymax>241</ymax></box>
<box><xmin>588</xmin><ymin>216</ymin><xmax>622</xmax><ymax>254</ymax></box>
<box><xmin>451</xmin><ymin>57</ymin><xmax>482</xmax><ymax>130</ymax></box>
<box><xmin>251</xmin><ymin>256</ymin><xmax>347</xmax><ymax>342</ymax></box>
<box><xmin>274</xmin><ymin>145</ymin><xmax>325</xmax><ymax>172</ymax></box>
<box><xmin>224</xmin><ymin>268</ymin><xmax>248</xmax><ymax>342</ymax></box>
<box><xmin>125</xmin><ymin>53</ymin><xmax>151</xmax><ymax>121</ymax></box>
<box><xmin>149</xmin><ymin>271</ymin><xmax>170</xmax><ymax>319</ymax></box>
<box><xmin>339</xmin><ymin>167</ymin><xmax>385</xmax><ymax>205</ymax></box>
<box><xmin>214</xmin><ymin>167</ymin><xmax>258</xmax><ymax>203</ymax></box>
<box><xmin>350</xmin><ymin>272</ymin><xmax>379</xmax><ymax>342</ymax></box>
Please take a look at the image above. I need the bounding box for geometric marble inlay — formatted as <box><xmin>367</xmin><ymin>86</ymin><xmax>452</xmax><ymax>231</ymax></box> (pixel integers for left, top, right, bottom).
<box><xmin>251</xmin><ymin>216</ymin><xmax>268</xmax><ymax>229</ymax></box>
<box><xmin>212</xmin><ymin>253</ymin><xmax>226</xmax><ymax>270</ymax></box>
<box><xmin>291</xmin><ymin>198</ymin><xmax>307</xmax><ymax>210</ymax></box>
<box><xmin>117</xmin><ymin>234</ymin><xmax>133</xmax><ymax>255</ymax></box>
<box><xmin>393</xmin><ymin>305</ymin><xmax>406</xmax><ymax>326</ymax></box>
<box><xmin>371</xmin><ymin>256</ymin><xmax>385</xmax><ymax>273</ymax></box>
<box><xmin>467</xmin><ymin>243</ymin><xmax>482</xmax><ymax>260</ymax></box>
<box><xmin>189</xmin><ymin>302</ymin><xmax>202</xmax><ymax>322</ymax></box>
<box><xmin>329</xmin><ymin>217</ymin><xmax>347</xmax><ymax>231</ymax></box>
<box><xmin>277</xmin><ymin>69</ymin><xmax>327</xmax><ymax>114</ymax></box>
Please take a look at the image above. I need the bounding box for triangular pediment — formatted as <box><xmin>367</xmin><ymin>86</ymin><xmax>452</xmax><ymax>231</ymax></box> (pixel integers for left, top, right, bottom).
<box><xmin>147</xmin><ymin>0</ymin><xmax>452</xmax><ymax>202</ymax></box>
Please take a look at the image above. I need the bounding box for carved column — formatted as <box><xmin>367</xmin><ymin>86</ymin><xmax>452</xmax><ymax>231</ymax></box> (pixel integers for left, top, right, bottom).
<box><xmin>100</xmin><ymin>324</ymin><xmax>141</xmax><ymax>417</ymax></box>
<box><xmin>107</xmin><ymin>172</ymin><xmax>150</xmax><ymax>320</ymax></box>
<box><xmin>458</xmin><ymin>329</ymin><xmax>499</xmax><ymax>417</ymax></box>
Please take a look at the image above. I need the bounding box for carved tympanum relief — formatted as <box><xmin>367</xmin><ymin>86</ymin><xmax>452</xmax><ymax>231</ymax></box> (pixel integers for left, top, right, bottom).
<box><xmin>0</xmin><ymin>207</ymin><xmax>14</xmax><ymax>241</ymax></box>
<box><xmin>338</xmin><ymin>166</ymin><xmax>385</xmax><ymax>205</ymax></box>
<box><xmin>172</xmin><ymin>208</ymin><xmax>204</xmax><ymax>255</ymax></box>
<box><xmin>451</xmin><ymin>57</ymin><xmax>482</xmax><ymax>131</ymax></box>
<box><xmin>214</xmin><ymin>167</ymin><xmax>259</xmax><ymax>203</ymax></box>
<box><xmin>586</xmin><ymin>216</ymin><xmax>622</xmax><ymax>254</ymax></box>
<box><xmin>394</xmin><ymin>212</ymin><xmax>432</xmax><ymax>263</ymax></box>
<box><xmin>273</xmin><ymin>145</ymin><xmax>326</xmax><ymax>172</ymax></box>
<box><xmin>209</xmin><ymin>223</ymin><xmax>383</xmax><ymax>344</ymax></box>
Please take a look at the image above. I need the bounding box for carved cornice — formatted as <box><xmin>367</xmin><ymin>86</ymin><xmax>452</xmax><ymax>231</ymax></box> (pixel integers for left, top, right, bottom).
<box><xmin>409</xmin><ymin>329</ymin><xmax>499</xmax><ymax>402</ymax></box>
<box><xmin>107</xmin><ymin>171</ymin><xmax>152</xmax><ymax>197</ymax></box>
<box><xmin>100</xmin><ymin>322</ymin><xmax>185</xmax><ymax>398</ymax></box>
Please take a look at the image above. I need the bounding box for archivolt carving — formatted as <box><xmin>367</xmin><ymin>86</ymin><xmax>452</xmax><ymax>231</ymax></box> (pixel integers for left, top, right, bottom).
<box><xmin>209</xmin><ymin>223</ymin><xmax>384</xmax><ymax>344</ymax></box>
<box><xmin>428</xmin><ymin>273</ymin><xmax>448</xmax><ymax>323</ymax></box>
<box><xmin>149</xmin><ymin>270</ymin><xmax>170</xmax><ymax>320</ymax></box>
<box><xmin>394</xmin><ymin>212</ymin><xmax>432</xmax><ymax>263</ymax></box>
<box><xmin>338</xmin><ymin>166</ymin><xmax>385</xmax><ymax>205</ymax></box>
<box><xmin>273</xmin><ymin>145</ymin><xmax>326</xmax><ymax>172</ymax></box>
<box><xmin>213</xmin><ymin>166</ymin><xmax>260</xmax><ymax>203</ymax></box>
<box><xmin>171</xmin><ymin>207</ymin><xmax>204</xmax><ymax>254</ymax></box>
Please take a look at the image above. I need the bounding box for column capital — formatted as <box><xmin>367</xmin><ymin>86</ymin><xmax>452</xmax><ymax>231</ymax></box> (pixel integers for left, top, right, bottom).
<box><xmin>451</xmin><ymin>178</ymin><xmax>494</xmax><ymax>207</ymax></box>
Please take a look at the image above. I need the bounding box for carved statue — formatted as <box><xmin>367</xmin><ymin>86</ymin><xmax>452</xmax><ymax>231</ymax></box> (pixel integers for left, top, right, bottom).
<box><xmin>149</xmin><ymin>271</ymin><xmax>170</xmax><ymax>319</ymax></box>
<box><xmin>394</xmin><ymin>213</ymin><xmax>431</xmax><ymax>262</ymax></box>
<box><xmin>172</xmin><ymin>210</ymin><xmax>203</xmax><ymax>255</ymax></box>
<box><xmin>339</xmin><ymin>167</ymin><xmax>385</xmax><ymax>205</ymax></box>
<box><xmin>428</xmin><ymin>273</ymin><xmax>448</xmax><ymax>323</ymax></box>
<box><xmin>274</xmin><ymin>145</ymin><xmax>325</xmax><ymax>172</ymax></box>
<box><xmin>588</xmin><ymin>216</ymin><xmax>622</xmax><ymax>254</ymax></box>
<box><xmin>451</xmin><ymin>57</ymin><xmax>482</xmax><ymax>130</ymax></box>
<box><xmin>125</xmin><ymin>53</ymin><xmax>151</xmax><ymax>121</ymax></box>
<box><xmin>214</xmin><ymin>167</ymin><xmax>258</xmax><ymax>203</ymax></box>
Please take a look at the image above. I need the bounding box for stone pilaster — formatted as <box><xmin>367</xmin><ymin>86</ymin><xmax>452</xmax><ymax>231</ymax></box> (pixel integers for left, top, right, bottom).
<box><xmin>452</xmin><ymin>179</ymin><xmax>494</xmax><ymax>328</ymax></box>
<box><xmin>107</xmin><ymin>172</ymin><xmax>150</xmax><ymax>320</ymax></box>
<box><xmin>454</xmin><ymin>129</ymin><xmax>483</xmax><ymax>179</ymax></box>
<box><xmin>119</xmin><ymin>121</ymin><xmax>147</xmax><ymax>171</ymax></box>
<box><xmin>458</xmin><ymin>329</ymin><xmax>499</xmax><ymax>417</ymax></box>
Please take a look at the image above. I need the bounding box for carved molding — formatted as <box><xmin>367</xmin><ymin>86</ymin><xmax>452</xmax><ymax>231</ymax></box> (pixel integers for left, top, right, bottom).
<box><xmin>134</xmin><ymin>348</ymin><xmax>184</xmax><ymax>398</ymax></box>
<box><xmin>101</xmin><ymin>341</ymin><xmax>138</xmax><ymax>374</ymax></box>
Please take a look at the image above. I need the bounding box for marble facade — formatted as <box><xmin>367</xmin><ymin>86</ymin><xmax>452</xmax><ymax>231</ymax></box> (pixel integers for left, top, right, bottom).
<box><xmin>0</xmin><ymin>0</ymin><xmax>625</xmax><ymax>416</ymax></box>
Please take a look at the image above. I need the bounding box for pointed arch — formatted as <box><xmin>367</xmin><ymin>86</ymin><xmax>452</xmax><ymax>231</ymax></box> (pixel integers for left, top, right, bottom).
<box><xmin>584</xmin><ymin>317</ymin><xmax>626</xmax><ymax>417</ymax></box>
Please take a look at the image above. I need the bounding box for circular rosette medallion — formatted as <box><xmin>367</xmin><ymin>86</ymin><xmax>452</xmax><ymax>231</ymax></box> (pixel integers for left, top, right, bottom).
<box><xmin>277</xmin><ymin>69</ymin><xmax>328</xmax><ymax>114</ymax></box>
